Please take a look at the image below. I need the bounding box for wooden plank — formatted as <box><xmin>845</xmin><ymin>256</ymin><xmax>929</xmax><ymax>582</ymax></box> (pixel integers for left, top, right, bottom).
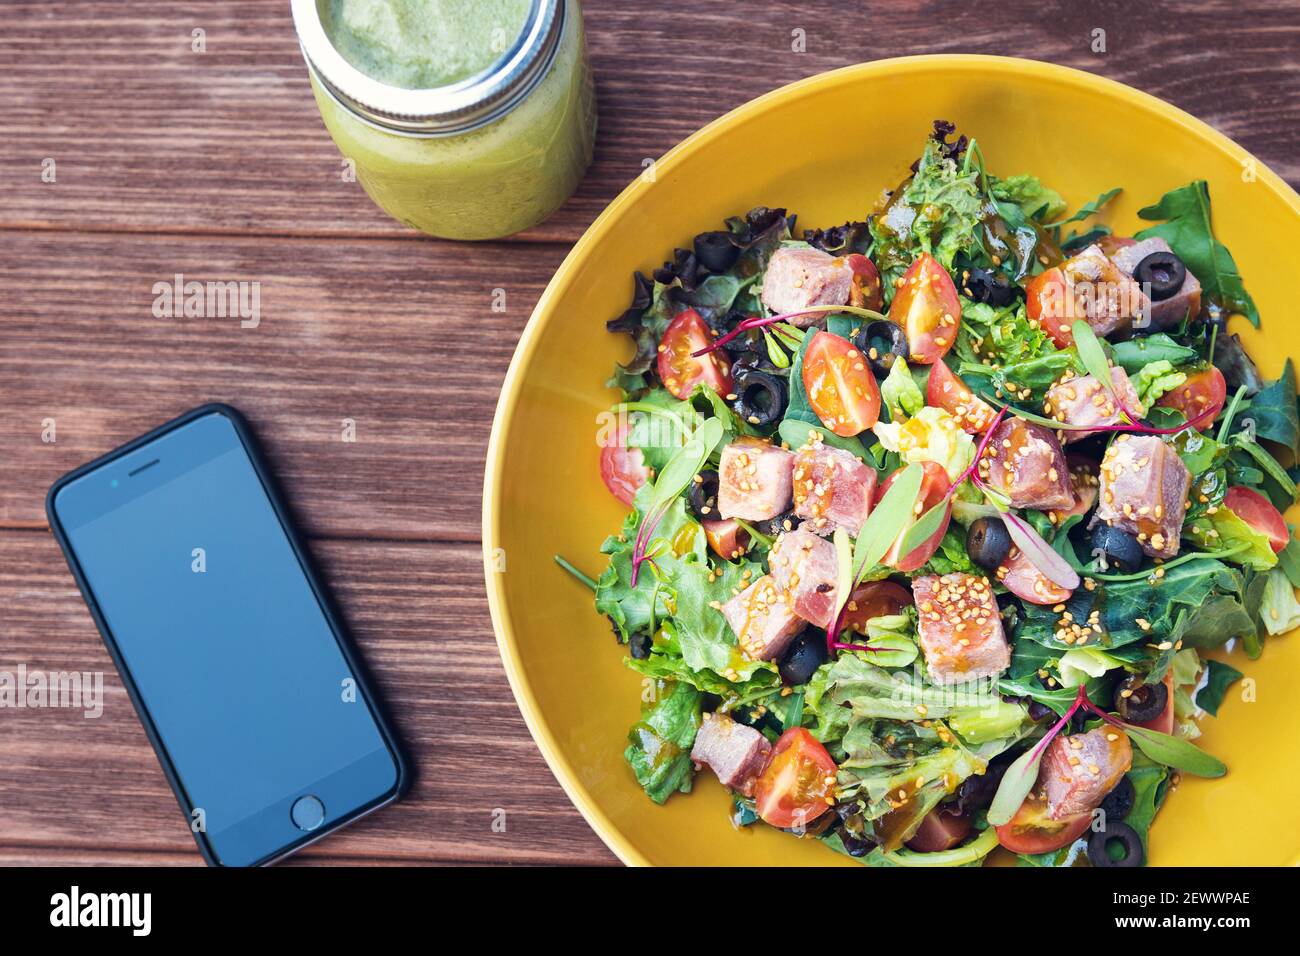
<box><xmin>1</xmin><ymin>1</ymin><xmax>1296</xmax><ymax>243</ymax></box>
<box><xmin>0</xmin><ymin>529</ymin><xmax>618</xmax><ymax>866</ymax></box>
<box><xmin>0</xmin><ymin>230</ymin><xmax>567</xmax><ymax>538</ymax></box>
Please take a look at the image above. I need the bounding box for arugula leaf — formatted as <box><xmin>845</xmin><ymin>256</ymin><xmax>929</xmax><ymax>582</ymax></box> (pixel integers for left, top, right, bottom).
<box><xmin>1196</xmin><ymin>659</ymin><xmax>1243</xmax><ymax>717</ymax></box>
<box><xmin>1060</xmin><ymin>226</ymin><xmax>1111</xmax><ymax>254</ymax></box>
<box><xmin>777</xmin><ymin>418</ymin><xmax>869</xmax><ymax>459</ymax></box>
<box><xmin>1135</xmin><ymin>181</ymin><xmax>1260</xmax><ymax>327</ymax></box>
<box><xmin>960</xmin><ymin>346</ymin><xmax>1078</xmax><ymax>403</ymax></box>
<box><xmin>1229</xmin><ymin>435</ymin><xmax>1297</xmax><ymax>510</ymax></box>
<box><xmin>623</xmin><ymin>681</ymin><xmax>702</xmax><ymax>803</ymax></box>
<box><xmin>1242</xmin><ymin>359</ymin><xmax>1299</xmax><ymax>454</ymax></box>
<box><xmin>1121</xmin><ymin>751</ymin><xmax>1170</xmax><ymax>855</ymax></box>
<box><xmin>1017</xmin><ymin>559</ymin><xmax>1250</xmax><ymax>652</ymax></box>
<box><xmin>1051</xmin><ymin>186</ymin><xmax>1121</xmax><ymax>228</ymax></box>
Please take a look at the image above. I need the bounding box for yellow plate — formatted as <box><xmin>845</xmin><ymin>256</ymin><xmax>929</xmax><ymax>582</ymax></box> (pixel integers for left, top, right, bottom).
<box><xmin>483</xmin><ymin>54</ymin><xmax>1300</xmax><ymax>866</ymax></box>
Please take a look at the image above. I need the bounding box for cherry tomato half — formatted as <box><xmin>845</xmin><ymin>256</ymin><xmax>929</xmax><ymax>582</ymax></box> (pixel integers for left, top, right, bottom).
<box><xmin>995</xmin><ymin>791</ymin><xmax>1092</xmax><ymax>855</ymax></box>
<box><xmin>887</xmin><ymin>253</ymin><xmax>961</xmax><ymax>364</ymax></box>
<box><xmin>657</xmin><ymin>308</ymin><xmax>733</xmax><ymax>400</ymax></box>
<box><xmin>842</xmin><ymin>581</ymin><xmax>913</xmax><ymax>635</ymax></box>
<box><xmin>801</xmin><ymin>330</ymin><xmax>881</xmax><ymax>436</ymax></box>
<box><xmin>906</xmin><ymin>806</ymin><xmax>974</xmax><ymax>853</ymax></box>
<box><xmin>1224</xmin><ymin>486</ymin><xmax>1288</xmax><ymax>554</ymax></box>
<box><xmin>876</xmin><ymin>461</ymin><xmax>952</xmax><ymax>572</ymax></box>
<box><xmin>1024</xmin><ymin>267</ymin><xmax>1074</xmax><ymax>349</ymax></box>
<box><xmin>1133</xmin><ymin>671</ymin><xmax>1175</xmax><ymax>736</ymax></box>
<box><xmin>753</xmin><ymin>728</ymin><xmax>838</xmax><ymax>829</ymax></box>
<box><xmin>599</xmin><ymin>422</ymin><xmax>650</xmax><ymax>506</ymax></box>
<box><xmin>846</xmin><ymin>254</ymin><xmax>884</xmax><ymax>312</ymax></box>
<box><xmin>1155</xmin><ymin>366</ymin><xmax>1226</xmax><ymax>429</ymax></box>
<box><xmin>927</xmin><ymin>360</ymin><xmax>997</xmax><ymax>433</ymax></box>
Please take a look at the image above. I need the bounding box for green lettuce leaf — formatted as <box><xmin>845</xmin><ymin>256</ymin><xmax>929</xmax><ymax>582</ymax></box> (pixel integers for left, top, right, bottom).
<box><xmin>991</xmin><ymin>174</ymin><xmax>1067</xmax><ymax>223</ymax></box>
<box><xmin>1183</xmin><ymin>506</ymin><xmax>1278</xmax><ymax>571</ymax></box>
<box><xmin>956</xmin><ymin>299</ymin><xmax>1059</xmax><ymax>369</ymax></box>
<box><xmin>1130</xmin><ymin>360</ymin><xmax>1186</xmax><ymax>407</ymax></box>
<box><xmin>624</xmin><ymin>681</ymin><xmax>701</xmax><ymax>803</ymax></box>
<box><xmin>881</xmin><ymin>358</ymin><xmax>925</xmax><ymax>421</ymax></box>
<box><xmin>1259</xmin><ymin>568</ymin><xmax>1300</xmax><ymax>635</ymax></box>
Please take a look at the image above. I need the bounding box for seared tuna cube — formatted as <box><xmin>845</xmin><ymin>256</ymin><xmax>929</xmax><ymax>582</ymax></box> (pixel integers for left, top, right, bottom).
<box><xmin>760</xmin><ymin>246</ymin><xmax>852</xmax><ymax>326</ymax></box>
<box><xmin>1108</xmin><ymin>237</ymin><xmax>1203</xmax><ymax>331</ymax></box>
<box><xmin>768</xmin><ymin>528</ymin><xmax>839</xmax><ymax>629</ymax></box>
<box><xmin>718</xmin><ymin>437</ymin><xmax>794</xmax><ymax>521</ymax></box>
<box><xmin>1039</xmin><ymin>728</ymin><xmax>1133</xmax><ymax>819</ymax></box>
<box><xmin>978</xmin><ymin>417</ymin><xmax>1073</xmax><ymax>510</ymax></box>
<box><xmin>690</xmin><ymin>712</ymin><xmax>772</xmax><ymax>797</ymax></box>
<box><xmin>1057</xmin><ymin>244</ymin><xmax>1150</xmax><ymax>339</ymax></box>
<box><xmin>912</xmin><ymin>573</ymin><xmax>1010</xmax><ymax>685</ymax></box>
<box><xmin>720</xmin><ymin>575</ymin><xmax>803</xmax><ymax>661</ymax></box>
<box><xmin>1093</xmin><ymin>435</ymin><xmax>1190</xmax><ymax>558</ymax></box>
<box><xmin>792</xmin><ymin>440</ymin><xmax>877</xmax><ymax>536</ymax></box>
<box><xmin>1045</xmin><ymin>368</ymin><xmax>1143</xmax><ymax>443</ymax></box>
<box><xmin>1093</xmin><ymin>434</ymin><xmax>1190</xmax><ymax>558</ymax></box>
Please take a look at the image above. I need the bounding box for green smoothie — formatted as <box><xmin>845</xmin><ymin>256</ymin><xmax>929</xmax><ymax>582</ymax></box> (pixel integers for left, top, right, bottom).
<box><xmin>298</xmin><ymin>0</ymin><xmax>596</xmax><ymax>239</ymax></box>
<box><xmin>323</xmin><ymin>0</ymin><xmax>532</xmax><ymax>90</ymax></box>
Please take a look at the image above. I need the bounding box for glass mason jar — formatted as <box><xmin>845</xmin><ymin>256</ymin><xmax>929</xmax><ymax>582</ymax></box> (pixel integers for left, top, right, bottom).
<box><xmin>291</xmin><ymin>0</ymin><xmax>596</xmax><ymax>240</ymax></box>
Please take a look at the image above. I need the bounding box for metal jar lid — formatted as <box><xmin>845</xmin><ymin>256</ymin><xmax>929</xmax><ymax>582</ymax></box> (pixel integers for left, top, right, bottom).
<box><xmin>291</xmin><ymin>0</ymin><xmax>564</xmax><ymax>136</ymax></box>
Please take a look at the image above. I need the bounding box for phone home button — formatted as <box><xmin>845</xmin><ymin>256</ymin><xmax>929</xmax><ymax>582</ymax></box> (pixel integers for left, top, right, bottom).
<box><xmin>290</xmin><ymin>795</ymin><xmax>326</xmax><ymax>831</ymax></box>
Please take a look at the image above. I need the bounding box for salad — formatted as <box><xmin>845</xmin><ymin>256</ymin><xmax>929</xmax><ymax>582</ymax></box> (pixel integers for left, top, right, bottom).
<box><xmin>558</xmin><ymin>121</ymin><xmax>1300</xmax><ymax>867</ymax></box>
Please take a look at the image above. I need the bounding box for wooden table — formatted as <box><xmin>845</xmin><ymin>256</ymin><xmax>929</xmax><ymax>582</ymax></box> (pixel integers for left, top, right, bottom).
<box><xmin>2</xmin><ymin>1</ymin><xmax>1296</xmax><ymax>867</ymax></box>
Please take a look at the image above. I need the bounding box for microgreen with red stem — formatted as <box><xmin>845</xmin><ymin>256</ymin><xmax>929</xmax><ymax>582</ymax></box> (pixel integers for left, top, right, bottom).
<box><xmin>988</xmin><ymin>683</ymin><xmax>1092</xmax><ymax>825</ymax></box>
<box><xmin>690</xmin><ymin>304</ymin><xmax>888</xmax><ymax>357</ymax></box>
<box><xmin>628</xmin><ymin>418</ymin><xmax>724</xmax><ymax>587</ymax></box>
<box><xmin>990</xmin><ymin>678</ymin><xmax>1226</xmax><ymax>824</ymax></box>
<box><xmin>823</xmin><ymin>467</ymin><xmax>924</xmax><ymax>654</ymax></box>
<box><xmin>983</xmin><ymin>392</ymin><xmax>1219</xmax><ymax>437</ymax></box>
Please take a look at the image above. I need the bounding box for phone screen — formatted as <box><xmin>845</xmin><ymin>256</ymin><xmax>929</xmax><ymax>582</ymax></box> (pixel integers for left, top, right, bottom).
<box><xmin>51</xmin><ymin>410</ymin><xmax>401</xmax><ymax>865</ymax></box>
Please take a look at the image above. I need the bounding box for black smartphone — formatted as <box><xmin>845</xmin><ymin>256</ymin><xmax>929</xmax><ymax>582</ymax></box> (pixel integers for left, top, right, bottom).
<box><xmin>46</xmin><ymin>403</ymin><xmax>408</xmax><ymax>866</ymax></box>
